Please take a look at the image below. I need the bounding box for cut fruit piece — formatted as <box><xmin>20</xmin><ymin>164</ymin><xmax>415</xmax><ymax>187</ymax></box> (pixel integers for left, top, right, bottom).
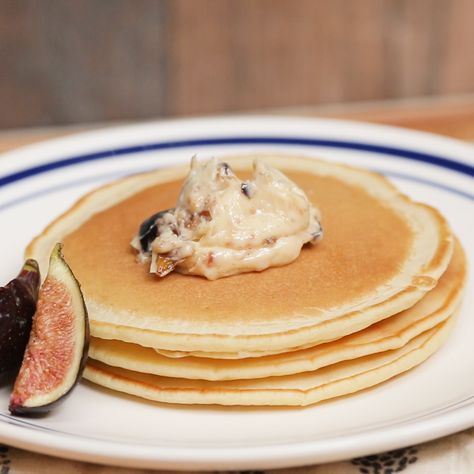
<box><xmin>0</xmin><ymin>260</ymin><xmax>40</xmax><ymax>378</ymax></box>
<box><xmin>9</xmin><ymin>243</ymin><xmax>89</xmax><ymax>415</ymax></box>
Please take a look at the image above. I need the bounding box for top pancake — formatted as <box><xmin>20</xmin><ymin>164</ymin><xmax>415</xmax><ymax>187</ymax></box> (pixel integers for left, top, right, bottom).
<box><xmin>26</xmin><ymin>155</ymin><xmax>453</xmax><ymax>352</ymax></box>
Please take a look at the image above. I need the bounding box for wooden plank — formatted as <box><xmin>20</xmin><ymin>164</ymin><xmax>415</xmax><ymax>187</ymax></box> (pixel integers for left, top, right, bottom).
<box><xmin>0</xmin><ymin>0</ymin><xmax>168</xmax><ymax>128</ymax></box>
<box><xmin>166</xmin><ymin>0</ymin><xmax>474</xmax><ymax>114</ymax></box>
<box><xmin>437</xmin><ymin>0</ymin><xmax>474</xmax><ymax>93</ymax></box>
<box><xmin>167</xmin><ymin>0</ymin><xmax>388</xmax><ymax>114</ymax></box>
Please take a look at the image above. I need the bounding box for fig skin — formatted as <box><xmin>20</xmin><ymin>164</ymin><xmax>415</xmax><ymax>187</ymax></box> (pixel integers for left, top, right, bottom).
<box><xmin>9</xmin><ymin>244</ymin><xmax>89</xmax><ymax>416</ymax></box>
<box><xmin>0</xmin><ymin>260</ymin><xmax>40</xmax><ymax>379</ymax></box>
<box><xmin>138</xmin><ymin>208</ymin><xmax>174</xmax><ymax>254</ymax></box>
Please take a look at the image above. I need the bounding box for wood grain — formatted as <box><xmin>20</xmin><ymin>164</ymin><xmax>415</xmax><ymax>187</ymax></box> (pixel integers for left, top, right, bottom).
<box><xmin>0</xmin><ymin>0</ymin><xmax>167</xmax><ymax>127</ymax></box>
<box><xmin>0</xmin><ymin>0</ymin><xmax>473</xmax><ymax>128</ymax></box>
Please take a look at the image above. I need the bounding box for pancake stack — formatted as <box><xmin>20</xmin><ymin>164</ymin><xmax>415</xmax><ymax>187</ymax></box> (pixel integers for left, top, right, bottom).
<box><xmin>26</xmin><ymin>155</ymin><xmax>466</xmax><ymax>406</ymax></box>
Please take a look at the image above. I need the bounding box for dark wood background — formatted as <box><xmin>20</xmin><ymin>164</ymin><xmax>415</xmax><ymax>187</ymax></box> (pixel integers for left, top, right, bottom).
<box><xmin>1</xmin><ymin>0</ymin><xmax>473</xmax><ymax>129</ymax></box>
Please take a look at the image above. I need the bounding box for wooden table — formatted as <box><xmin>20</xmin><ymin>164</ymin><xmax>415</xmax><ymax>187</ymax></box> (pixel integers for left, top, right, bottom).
<box><xmin>0</xmin><ymin>96</ymin><xmax>473</xmax><ymax>153</ymax></box>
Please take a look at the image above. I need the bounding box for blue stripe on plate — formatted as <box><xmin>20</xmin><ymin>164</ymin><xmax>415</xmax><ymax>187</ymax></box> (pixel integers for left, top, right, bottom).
<box><xmin>0</xmin><ymin>137</ymin><xmax>473</xmax><ymax>189</ymax></box>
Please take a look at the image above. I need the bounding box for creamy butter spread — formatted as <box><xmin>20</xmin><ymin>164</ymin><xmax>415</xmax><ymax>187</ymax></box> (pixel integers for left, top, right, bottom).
<box><xmin>131</xmin><ymin>157</ymin><xmax>322</xmax><ymax>280</ymax></box>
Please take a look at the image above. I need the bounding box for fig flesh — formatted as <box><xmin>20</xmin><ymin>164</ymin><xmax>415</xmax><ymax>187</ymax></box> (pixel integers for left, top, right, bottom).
<box><xmin>0</xmin><ymin>260</ymin><xmax>40</xmax><ymax>379</ymax></box>
<box><xmin>9</xmin><ymin>244</ymin><xmax>89</xmax><ymax>415</ymax></box>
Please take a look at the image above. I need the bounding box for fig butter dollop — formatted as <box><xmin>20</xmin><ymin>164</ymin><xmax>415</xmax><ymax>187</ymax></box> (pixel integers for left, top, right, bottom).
<box><xmin>132</xmin><ymin>157</ymin><xmax>322</xmax><ymax>280</ymax></box>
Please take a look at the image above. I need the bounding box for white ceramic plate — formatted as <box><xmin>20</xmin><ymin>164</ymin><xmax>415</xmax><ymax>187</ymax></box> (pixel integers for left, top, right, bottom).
<box><xmin>0</xmin><ymin>116</ymin><xmax>473</xmax><ymax>471</ymax></box>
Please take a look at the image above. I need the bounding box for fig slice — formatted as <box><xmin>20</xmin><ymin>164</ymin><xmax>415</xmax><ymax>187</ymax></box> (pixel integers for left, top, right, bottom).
<box><xmin>0</xmin><ymin>260</ymin><xmax>40</xmax><ymax>379</ymax></box>
<box><xmin>9</xmin><ymin>243</ymin><xmax>89</xmax><ymax>415</ymax></box>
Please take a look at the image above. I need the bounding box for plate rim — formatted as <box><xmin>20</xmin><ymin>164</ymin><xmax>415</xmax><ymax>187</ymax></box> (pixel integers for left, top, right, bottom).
<box><xmin>0</xmin><ymin>402</ymin><xmax>473</xmax><ymax>470</ymax></box>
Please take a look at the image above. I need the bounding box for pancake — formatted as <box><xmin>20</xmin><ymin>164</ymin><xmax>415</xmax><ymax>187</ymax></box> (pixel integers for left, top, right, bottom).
<box><xmin>88</xmin><ymin>240</ymin><xmax>466</xmax><ymax>380</ymax></box>
<box><xmin>83</xmin><ymin>317</ymin><xmax>454</xmax><ymax>406</ymax></box>
<box><xmin>26</xmin><ymin>155</ymin><xmax>453</xmax><ymax>353</ymax></box>
<box><xmin>154</xmin><ymin>237</ymin><xmax>465</xmax><ymax>360</ymax></box>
